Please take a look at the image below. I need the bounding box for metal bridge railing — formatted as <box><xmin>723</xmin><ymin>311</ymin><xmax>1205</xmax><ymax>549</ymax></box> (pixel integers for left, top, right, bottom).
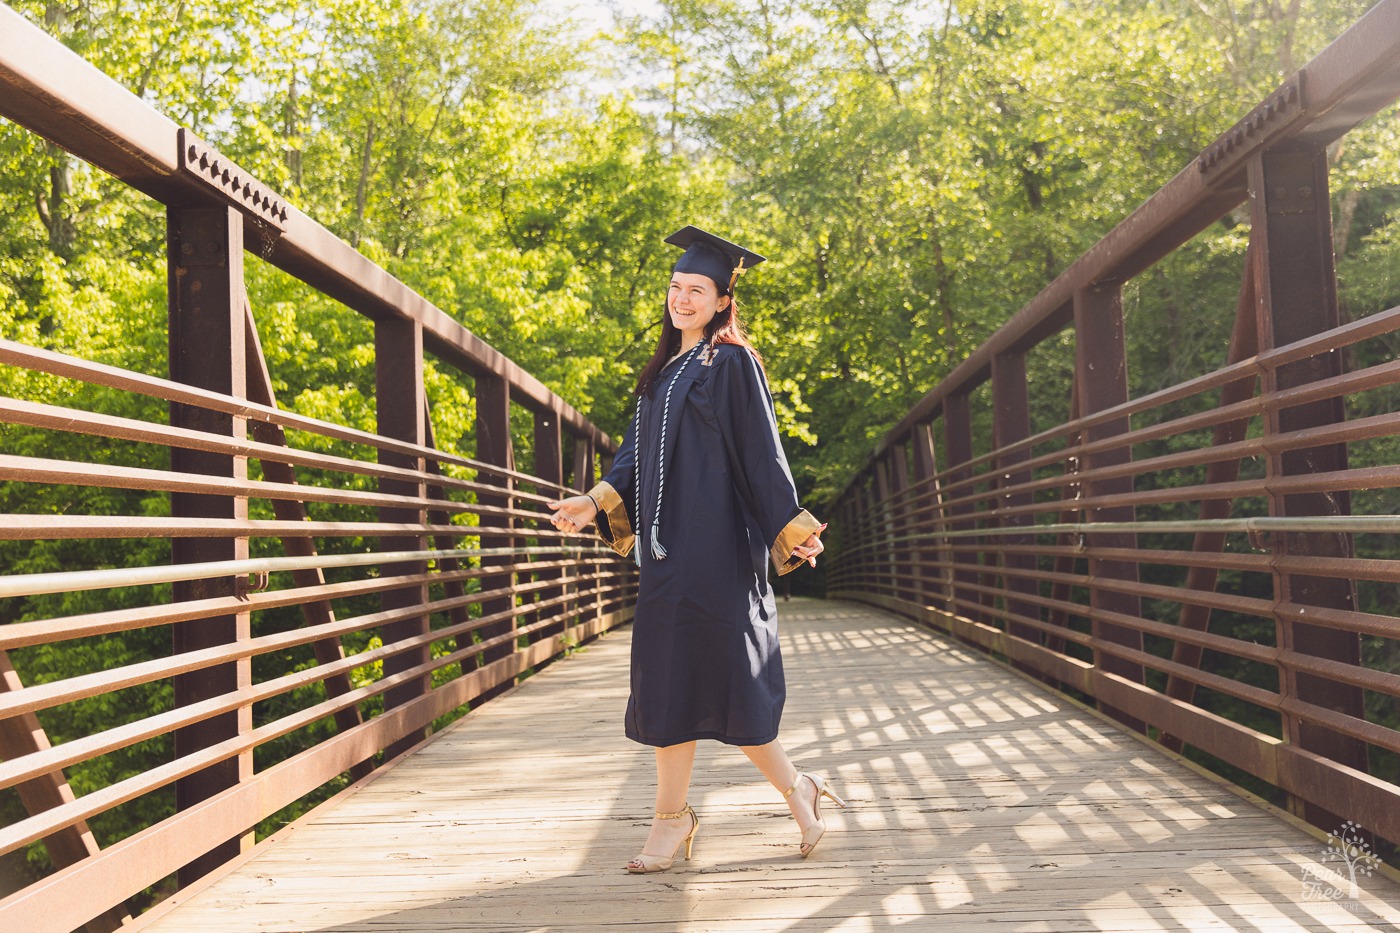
<box><xmin>0</xmin><ymin>7</ymin><xmax>635</xmax><ymax>932</ymax></box>
<box><xmin>829</xmin><ymin>0</ymin><xmax>1400</xmax><ymax>858</ymax></box>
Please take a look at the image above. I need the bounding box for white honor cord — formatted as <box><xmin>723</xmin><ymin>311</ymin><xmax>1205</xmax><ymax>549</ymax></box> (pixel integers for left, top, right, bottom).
<box><xmin>635</xmin><ymin>341</ymin><xmax>705</xmax><ymax>562</ymax></box>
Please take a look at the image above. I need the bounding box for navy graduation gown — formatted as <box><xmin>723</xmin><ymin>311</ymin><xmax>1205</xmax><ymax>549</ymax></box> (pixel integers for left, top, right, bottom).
<box><xmin>588</xmin><ymin>342</ymin><xmax>821</xmax><ymax>748</ymax></box>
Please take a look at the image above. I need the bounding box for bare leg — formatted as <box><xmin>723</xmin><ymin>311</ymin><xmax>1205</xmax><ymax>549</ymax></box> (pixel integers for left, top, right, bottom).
<box><xmin>627</xmin><ymin>741</ymin><xmax>698</xmax><ymax>869</ymax></box>
<box><xmin>740</xmin><ymin>738</ymin><xmax>822</xmax><ymax>851</ymax></box>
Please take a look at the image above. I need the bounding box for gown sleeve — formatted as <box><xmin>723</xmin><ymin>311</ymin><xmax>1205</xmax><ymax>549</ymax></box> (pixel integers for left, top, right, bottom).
<box><xmin>711</xmin><ymin>347</ymin><xmax>823</xmax><ymax>576</ymax></box>
<box><xmin>586</xmin><ymin>405</ymin><xmax>637</xmax><ymax>557</ymax></box>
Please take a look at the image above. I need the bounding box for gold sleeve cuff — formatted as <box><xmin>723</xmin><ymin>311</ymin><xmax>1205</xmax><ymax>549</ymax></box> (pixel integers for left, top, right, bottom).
<box><xmin>587</xmin><ymin>480</ymin><xmax>634</xmax><ymax>557</ymax></box>
<box><xmin>771</xmin><ymin>509</ymin><xmax>823</xmax><ymax>576</ymax></box>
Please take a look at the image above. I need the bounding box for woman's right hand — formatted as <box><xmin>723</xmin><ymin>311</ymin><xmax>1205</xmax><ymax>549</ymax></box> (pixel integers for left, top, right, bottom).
<box><xmin>545</xmin><ymin>494</ymin><xmax>600</xmax><ymax>534</ymax></box>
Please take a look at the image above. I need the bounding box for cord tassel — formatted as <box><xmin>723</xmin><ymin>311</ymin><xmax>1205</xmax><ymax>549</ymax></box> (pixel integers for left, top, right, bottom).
<box><xmin>650</xmin><ymin>519</ymin><xmax>667</xmax><ymax>560</ymax></box>
<box><xmin>636</xmin><ymin>340</ymin><xmax>705</xmax><ymax>563</ymax></box>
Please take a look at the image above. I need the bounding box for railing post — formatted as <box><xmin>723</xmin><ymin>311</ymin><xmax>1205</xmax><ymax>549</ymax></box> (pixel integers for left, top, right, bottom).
<box><xmin>992</xmin><ymin>350</ymin><xmax>1041</xmax><ymax>648</ymax></box>
<box><xmin>889</xmin><ymin>443</ymin><xmax>912</xmax><ymax>604</ymax></box>
<box><xmin>572</xmin><ymin>435</ymin><xmax>602</xmax><ymax>622</ymax></box>
<box><xmin>1248</xmin><ymin>146</ymin><xmax>1366</xmax><ymax>827</ymax></box>
<box><xmin>873</xmin><ymin>456</ymin><xmax>893</xmax><ymax>596</ymax></box>
<box><xmin>375</xmin><ymin>318</ymin><xmax>429</xmax><ymax>760</ymax></box>
<box><xmin>910</xmin><ymin>421</ymin><xmax>948</xmax><ymax>612</ymax></box>
<box><xmin>1073</xmin><ymin>283</ymin><xmax>1146</xmax><ymax>732</ymax></box>
<box><xmin>534</xmin><ymin>410</ymin><xmax>564</xmax><ymax>639</ymax></box>
<box><xmin>167</xmin><ymin>204</ymin><xmax>252</xmax><ymax>884</ymax></box>
<box><xmin>943</xmin><ymin>391</ymin><xmax>979</xmax><ymax>623</ymax></box>
<box><xmin>475</xmin><ymin>373</ymin><xmax>516</xmax><ymax>693</ymax></box>
<box><xmin>854</xmin><ymin>480</ymin><xmax>875</xmax><ymax>592</ymax></box>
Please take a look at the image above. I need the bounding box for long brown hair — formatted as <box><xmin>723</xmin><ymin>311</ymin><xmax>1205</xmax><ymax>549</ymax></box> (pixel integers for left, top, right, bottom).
<box><xmin>634</xmin><ymin>284</ymin><xmax>764</xmax><ymax>397</ymax></box>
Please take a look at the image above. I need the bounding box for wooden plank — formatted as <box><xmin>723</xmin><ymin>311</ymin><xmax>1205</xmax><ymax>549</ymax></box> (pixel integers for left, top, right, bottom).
<box><xmin>136</xmin><ymin>601</ymin><xmax>1400</xmax><ymax>932</ymax></box>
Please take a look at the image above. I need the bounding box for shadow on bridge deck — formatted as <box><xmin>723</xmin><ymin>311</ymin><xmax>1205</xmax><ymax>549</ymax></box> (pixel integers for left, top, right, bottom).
<box><xmin>136</xmin><ymin>599</ymin><xmax>1399</xmax><ymax>932</ymax></box>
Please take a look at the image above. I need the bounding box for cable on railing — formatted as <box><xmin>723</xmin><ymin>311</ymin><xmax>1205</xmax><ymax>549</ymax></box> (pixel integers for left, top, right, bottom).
<box><xmin>0</xmin><ymin>543</ymin><xmax>615</xmax><ymax>599</ymax></box>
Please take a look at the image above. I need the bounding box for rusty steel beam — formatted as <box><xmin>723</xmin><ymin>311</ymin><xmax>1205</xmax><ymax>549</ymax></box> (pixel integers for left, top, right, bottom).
<box><xmin>1249</xmin><ymin>145</ymin><xmax>1368</xmax><ymax>829</ymax></box>
<box><xmin>166</xmin><ymin>204</ymin><xmax>253</xmax><ymax>885</ymax></box>
<box><xmin>1073</xmin><ymin>283</ymin><xmax>1145</xmax><ymax>732</ymax></box>
<box><xmin>992</xmin><ymin>350</ymin><xmax>1041</xmax><ymax>650</ymax></box>
<box><xmin>375</xmin><ymin>318</ymin><xmax>432</xmax><ymax>760</ymax></box>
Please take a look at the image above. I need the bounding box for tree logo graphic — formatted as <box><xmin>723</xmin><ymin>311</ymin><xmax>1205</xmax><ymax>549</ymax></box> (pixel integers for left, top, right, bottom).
<box><xmin>1300</xmin><ymin>820</ymin><xmax>1378</xmax><ymax>904</ymax></box>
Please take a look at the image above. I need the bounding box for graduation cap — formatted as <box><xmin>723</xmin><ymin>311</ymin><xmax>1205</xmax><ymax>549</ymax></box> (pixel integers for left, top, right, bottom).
<box><xmin>665</xmin><ymin>225</ymin><xmax>766</xmax><ymax>295</ymax></box>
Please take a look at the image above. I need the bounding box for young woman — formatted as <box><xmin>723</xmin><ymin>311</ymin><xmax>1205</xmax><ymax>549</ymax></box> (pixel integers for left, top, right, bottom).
<box><xmin>546</xmin><ymin>226</ymin><xmax>843</xmax><ymax>874</ymax></box>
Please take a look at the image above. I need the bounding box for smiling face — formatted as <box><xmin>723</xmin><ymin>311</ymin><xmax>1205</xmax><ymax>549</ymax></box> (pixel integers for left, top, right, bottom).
<box><xmin>667</xmin><ymin>272</ymin><xmax>730</xmax><ymax>349</ymax></box>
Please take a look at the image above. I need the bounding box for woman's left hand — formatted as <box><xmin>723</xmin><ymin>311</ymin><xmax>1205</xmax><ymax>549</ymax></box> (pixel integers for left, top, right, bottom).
<box><xmin>791</xmin><ymin>522</ymin><xmax>829</xmax><ymax>568</ymax></box>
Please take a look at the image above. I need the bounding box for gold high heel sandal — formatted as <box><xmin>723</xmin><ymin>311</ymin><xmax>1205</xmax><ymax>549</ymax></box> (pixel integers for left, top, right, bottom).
<box><xmin>784</xmin><ymin>773</ymin><xmax>847</xmax><ymax>858</ymax></box>
<box><xmin>626</xmin><ymin>804</ymin><xmax>700</xmax><ymax>874</ymax></box>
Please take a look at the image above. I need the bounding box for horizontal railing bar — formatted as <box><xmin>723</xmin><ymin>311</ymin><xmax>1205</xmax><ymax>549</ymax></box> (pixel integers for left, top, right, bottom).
<box><xmin>0</xmin><ymin>560</ymin><xmax>585</xmax><ymax>650</ymax></box>
<box><xmin>0</xmin><ymin>580</ymin><xmax>624</xmax><ymax>856</ymax></box>
<box><xmin>933</xmin><ymin>590</ymin><xmax>1282</xmax><ymax>711</ymax></box>
<box><xmin>1002</xmin><ymin>462</ymin><xmax>1400</xmax><ymax>520</ymax></box>
<box><xmin>938</xmin><ymin>554</ymin><xmax>1276</xmax><ymax>619</ymax></box>
<box><xmin>974</xmin><ymin>543</ymin><xmax>1272</xmax><ymax>574</ymax></box>
<box><xmin>849</xmin><ymin>231</ymin><xmax>1400</xmax><ymax>506</ymax></box>
<box><xmin>0</xmin><ymin>544</ymin><xmax>607</xmax><ymax>599</ymax></box>
<box><xmin>1275</xmin><ymin>601</ymin><xmax>1400</xmax><ymax>641</ymax></box>
<box><xmin>1279</xmin><ymin>696</ymin><xmax>1400</xmax><ymax>758</ymax></box>
<box><xmin>997</xmin><ymin>301</ymin><xmax>1400</xmax><ymax>480</ymax></box>
<box><xmin>0</xmin><ymin>395</ymin><xmax>564</xmax><ymax>506</ymax></box>
<box><xmin>0</xmin><ymin>579</ymin><xmax>617</xmax><ymax>793</ymax></box>
<box><xmin>0</xmin><ymin>608</ymin><xmax>636</xmax><ymax>933</ymax></box>
<box><xmin>855</xmin><ymin>309</ymin><xmax>1400</xmax><ymax>514</ymax></box>
<box><xmin>844</xmin><ymin>514</ymin><xmax>1400</xmax><ymax>547</ymax></box>
<box><xmin>875</xmin><ymin>362</ymin><xmax>1400</xmax><ymax>519</ymax></box>
<box><xmin>0</xmin><ymin>569</ymin><xmax>615</xmax><ymax>720</ymax></box>
<box><xmin>0</xmin><ymin>453</ymin><xmax>508</xmax><ymax>518</ymax></box>
<box><xmin>1089</xmin><ymin>637</ymin><xmax>1284</xmax><ymax>710</ymax></box>
<box><xmin>922</xmin><ymin>588</ymin><xmax>1284</xmax><ymax>711</ymax></box>
<box><xmin>0</xmin><ymin>339</ymin><xmax>568</xmax><ymax>490</ymax></box>
<box><xmin>909</xmin><ymin>383</ymin><xmax>1266</xmax><ymax>505</ymax></box>
<box><xmin>0</xmin><ymin>515</ymin><xmax>539</xmax><ymax>541</ymax></box>
<box><xmin>1279</xmin><ymin>649</ymin><xmax>1400</xmax><ymax>701</ymax></box>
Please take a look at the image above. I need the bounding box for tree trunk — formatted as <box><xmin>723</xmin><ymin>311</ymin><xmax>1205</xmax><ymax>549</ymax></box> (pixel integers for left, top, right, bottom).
<box><xmin>284</xmin><ymin>71</ymin><xmax>303</xmax><ymax>190</ymax></box>
<box><xmin>43</xmin><ymin>142</ymin><xmax>75</xmax><ymax>259</ymax></box>
<box><xmin>1333</xmin><ymin>187</ymin><xmax>1361</xmax><ymax>261</ymax></box>
<box><xmin>351</xmin><ymin>121</ymin><xmax>375</xmax><ymax>248</ymax></box>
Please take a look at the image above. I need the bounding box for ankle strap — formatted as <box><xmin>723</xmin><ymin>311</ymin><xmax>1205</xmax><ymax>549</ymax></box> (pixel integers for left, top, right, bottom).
<box><xmin>655</xmin><ymin>804</ymin><xmax>691</xmax><ymax>820</ymax></box>
<box><xmin>782</xmin><ymin>773</ymin><xmax>810</xmax><ymax>799</ymax></box>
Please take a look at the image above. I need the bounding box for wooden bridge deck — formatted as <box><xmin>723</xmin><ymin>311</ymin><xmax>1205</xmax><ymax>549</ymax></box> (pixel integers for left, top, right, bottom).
<box><xmin>137</xmin><ymin>599</ymin><xmax>1400</xmax><ymax>932</ymax></box>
